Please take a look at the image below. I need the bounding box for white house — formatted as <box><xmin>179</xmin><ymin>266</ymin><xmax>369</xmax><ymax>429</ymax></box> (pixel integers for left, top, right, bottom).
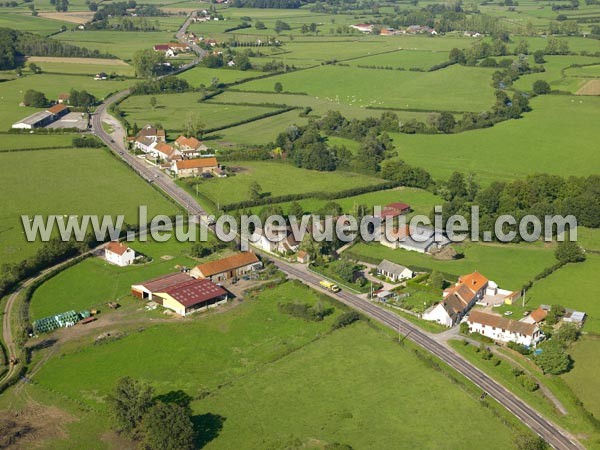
<box><xmin>105</xmin><ymin>241</ymin><xmax>135</xmax><ymax>266</ymax></box>
<box><xmin>380</xmin><ymin>224</ymin><xmax>450</xmax><ymax>254</ymax></box>
<box><xmin>376</xmin><ymin>260</ymin><xmax>414</xmax><ymax>282</ymax></box>
<box><xmin>251</xmin><ymin>225</ymin><xmax>300</xmax><ymax>255</ymax></box>
<box><xmin>467</xmin><ymin>310</ymin><xmax>542</xmax><ymax>347</ymax></box>
<box><xmin>350</xmin><ymin>23</ymin><xmax>374</xmax><ymax>33</ymax></box>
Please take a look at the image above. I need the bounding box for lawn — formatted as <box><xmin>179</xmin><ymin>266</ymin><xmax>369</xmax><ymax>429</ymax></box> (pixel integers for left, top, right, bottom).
<box><xmin>237</xmin><ymin>64</ymin><xmax>496</xmax><ymax>112</ymax></box>
<box><xmin>525</xmin><ymin>254</ymin><xmax>600</xmax><ymax>333</ymax></box>
<box><xmin>348</xmin><ymin>240</ymin><xmax>557</xmax><ymax>289</ymax></box>
<box><xmin>392</xmin><ymin>95</ymin><xmax>600</xmax><ymax>182</ymax></box>
<box><xmin>0</xmin><ymin>73</ymin><xmax>132</xmax><ymax>128</ymax></box>
<box><xmin>0</xmin><ymin>147</ymin><xmax>178</xmax><ymax>264</ymax></box>
<box><xmin>346</xmin><ymin>49</ymin><xmax>450</xmax><ymax>70</ymax></box>
<box><xmin>31</xmin><ymin>281</ymin><xmax>517</xmax><ymax>449</ymax></box>
<box><xmin>119</xmin><ymin>93</ymin><xmax>283</xmax><ymax>132</ymax></box>
<box><xmin>565</xmin><ymin>64</ymin><xmax>600</xmax><ymax>78</ymax></box>
<box><xmin>189</xmin><ymin>161</ymin><xmax>387</xmax><ymax>208</ymax></box>
<box><xmin>25</xmin><ymin>57</ymin><xmax>136</xmax><ymax>77</ymax></box>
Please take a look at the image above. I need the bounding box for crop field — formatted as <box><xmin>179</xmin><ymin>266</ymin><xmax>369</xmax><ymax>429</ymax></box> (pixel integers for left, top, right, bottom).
<box><xmin>392</xmin><ymin>95</ymin><xmax>600</xmax><ymax>182</ymax></box>
<box><xmin>576</xmin><ymin>79</ymin><xmax>600</xmax><ymax>95</ymax></box>
<box><xmin>191</xmin><ymin>161</ymin><xmax>386</xmax><ymax>207</ymax></box>
<box><xmin>0</xmin><ymin>73</ymin><xmax>132</xmax><ymax>128</ymax></box>
<box><xmin>349</xmin><ymin>241</ymin><xmax>557</xmax><ymax>289</ymax></box>
<box><xmin>525</xmin><ymin>254</ymin><xmax>600</xmax><ymax>333</ymax></box>
<box><xmin>237</xmin><ymin>64</ymin><xmax>496</xmax><ymax>112</ymax></box>
<box><xmin>52</xmin><ymin>30</ymin><xmax>178</xmax><ymax>61</ymax></box>
<box><xmin>25</xmin><ymin>57</ymin><xmax>136</xmax><ymax>77</ymax></box>
<box><xmin>0</xmin><ymin>12</ymin><xmax>71</xmax><ymax>35</ymax></box>
<box><xmin>27</xmin><ymin>281</ymin><xmax>517</xmax><ymax>449</ymax></box>
<box><xmin>120</xmin><ymin>93</ymin><xmax>284</xmax><ymax>132</ymax></box>
<box><xmin>0</xmin><ymin>148</ymin><xmax>178</xmax><ymax>264</ymax></box>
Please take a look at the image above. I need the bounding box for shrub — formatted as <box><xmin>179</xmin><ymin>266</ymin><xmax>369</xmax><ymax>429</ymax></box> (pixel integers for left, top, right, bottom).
<box><xmin>332</xmin><ymin>311</ymin><xmax>360</xmax><ymax>330</ymax></box>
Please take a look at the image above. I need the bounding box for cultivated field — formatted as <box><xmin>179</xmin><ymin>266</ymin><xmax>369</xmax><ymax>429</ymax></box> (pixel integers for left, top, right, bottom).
<box><xmin>576</xmin><ymin>79</ymin><xmax>600</xmax><ymax>95</ymax></box>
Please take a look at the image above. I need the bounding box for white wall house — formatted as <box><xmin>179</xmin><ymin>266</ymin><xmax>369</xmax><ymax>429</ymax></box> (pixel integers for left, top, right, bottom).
<box><xmin>467</xmin><ymin>310</ymin><xmax>541</xmax><ymax>347</ymax></box>
<box><xmin>422</xmin><ymin>302</ymin><xmax>456</xmax><ymax>327</ymax></box>
<box><xmin>105</xmin><ymin>241</ymin><xmax>135</xmax><ymax>267</ymax></box>
<box><xmin>377</xmin><ymin>260</ymin><xmax>413</xmax><ymax>282</ymax></box>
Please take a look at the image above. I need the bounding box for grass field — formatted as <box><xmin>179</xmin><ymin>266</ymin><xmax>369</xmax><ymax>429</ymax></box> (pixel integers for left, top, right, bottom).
<box><xmin>565</xmin><ymin>64</ymin><xmax>600</xmax><ymax>78</ymax></box>
<box><xmin>525</xmin><ymin>254</ymin><xmax>600</xmax><ymax>333</ymax></box>
<box><xmin>562</xmin><ymin>336</ymin><xmax>600</xmax><ymax>419</ymax></box>
<box><xmin>177</xmin><ymin>66</ymin><xmax>267</xmax><ymax>87</ymax></box>
<box><xmin>191</xmin><ymin>161</ymin><xmax>386</xmax><ymax>207</ymax></box>
<box><xmin>237</xmin><ymin>64</ymin><xmax>496</xmax><ymax>112</ymax></box>
<box><xmin>0</xmin><ymin>147</ymin><xmax>178</xmax><ymax>264</ymax></box>
<box><xmin>0</xmin><ymin>134</ymin><xmax>74</xmax><ymax>151</ymax></box>
<box><xmin>53</xmin><ymin>30</ymin><xmax>178</xmax><ymax>61</ymax></box>
<box><xmin>0</xmin><ymin>12</ymin><xmax>71</xmax><ymax>35</ymax></box>
<box><xmin>29</xmin><ymin>281</ymin><xmax>518</xmax><ymax>449</ymax></box>
<box><xmin>0</xmin><ymin>73</ymin><xmax>132</xmax><ymax>128</ymax></box>
<box><xmin>119</xmin><ymin>93</ymin><xmax>283</xmax><ymax>132</ymax></box>
<box><xmin>392</xmin><ymin>95</ymin><xmax>600</xmax><ymax>182</ymax></box>
<box><xmin>349</xmin><ymin>241</ymin><xmax>557</xmax><ymax>289</ymax></box>
<box><xmin>25</xmin><ymin>57</ymin><xmax>136</xmax><ymax>77</ymax></box>
<box><xmin>345</xmin><ymin>49</ymin><xmax>450</xmax><ymax>70</ymax></box>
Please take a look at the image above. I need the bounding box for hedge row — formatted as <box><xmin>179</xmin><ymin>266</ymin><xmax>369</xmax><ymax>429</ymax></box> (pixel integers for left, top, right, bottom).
<box><xmin>203</xmin><ymin>106</ymin><xmax>297</xmax><ymax>134</ymax></box>
<box><xmin>222</xmin><ymin>180</ymin><xmax>399</xmax><ymax>212</ymax></box>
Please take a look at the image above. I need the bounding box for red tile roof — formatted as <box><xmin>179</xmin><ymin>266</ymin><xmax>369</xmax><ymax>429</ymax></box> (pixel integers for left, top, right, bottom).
<box><xmin>194</xmin><ymin>252</ymin><xmax>259</xmax><ymax>277</ymax></box>
<box><xmin>458</xmin><ymin>271</ymin><xmax>489</xmax><ymax>294</ymax></box>
<box><xmin>47</xmin><ymin>104</ymin><xmax>68</xmax><ymax>115</ymax></box>
<box><xmin>133</xmin><ymin>272</ymin><xmax>191</xmax><ymax>292</ymax></box>
<box><xmin>529</xmin><ymin>307</ymin><xmax>548</xmax><ymax>323</ymax></box>
<box><xmin>175</xmin><ymin>157</ymin><xmax>218</xmax><ymax>170</ymax></box>
<box><xmin>161</xmin><ymin>278</ymin><xmax>227</xmax><ymax>308</ymax></box>
<box><xmin>105</xmin><ymin>241</ymin><xmax>131</xmax><ymax>256</ymax></box>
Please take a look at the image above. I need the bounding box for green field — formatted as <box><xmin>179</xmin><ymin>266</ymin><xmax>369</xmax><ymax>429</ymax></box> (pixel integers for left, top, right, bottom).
<box><xmin>120</xmin><ymin>93</ymin><xmax>283</xmax><ymax>132</ymax></box>
<box><xmin>392</xmin><ymin>95</ymin><xmax>600</xmax><ymax>182</ymax></box>
<box><xmin>525</xmin><ymin>254</ymin><xmax>600</xmax><ymax>333</ymax></box>
<box><xmin>0</xmin><ymin>73</ymin><xmax>132</xmax><ymax>128</ymax></box>
<box><xmin>346</xmin><ymin>49</ymin><xmax>449</xmax><ymax>70</ymax></box>
<box><xmin>0</xmin><ymin>12</ymin><xmax>71</xmax><ymax>35</ymax></box>
<box><xmin>53</xmin><ymin>30</ymin><xmax>178</xmax><ymax>61</ymax></box>
<box><xmin>0</xmin><ymin>133</ymin><xmax>74</xmax><ymax>151</ymax></box>
<box><xmin>178</xmin><ymin>66</ymin><xmax>268</xmax><ymax>87</ymax></box>
<box><xmin>29</xmin><ymin>281</ymin><xmax>518</xmax><ymax>449</ymax></box>
<box><xmin>349</xmin><ymin>241</ymin><xmax>557</xmax><ymax>289</ymax></box>
<box><xmin>191</xmin><ymin>161</ymin><xmax>386</xmax><ymax>207</ymax></box>
<box><xmin>237</xmin><ymin>64</ymin><xmax>496</xmax><ymax>112</ymax></box>
<box><xmin>0</xmin><ymin>147</ymin><xmax>178</xmax><ymax>264</ymax></box>
<box><xmin>562</xmin><ymin>336</ymin><xmax>600</xmax><ymax>419</ymax></box>
<box><xmin>565</xmin><ymin>64</ymin><xmax>600</xmax><ymax>78</ymax></box>
<box><xmin>25</xmin><ymin>59</ymin><xmax>136</xmax><ymax>77</ymax></box>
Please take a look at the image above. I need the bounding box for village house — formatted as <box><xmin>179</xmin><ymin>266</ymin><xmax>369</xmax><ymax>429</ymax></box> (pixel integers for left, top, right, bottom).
<box><xmin>464</xmin><ymin>31</ymin><xmax>483</xmax><ymax>37</ymax></box>
<box><xmin>104</xmin><ymin>241</ymin><xmax>136</xmax><ymax>267</ymax></box>
<box><xmin>467</xmin><ymin>310</ymin><xmax>542</xmax><ymax>347</ymax></box>
<box><xmin>132</xmin><ymin>124</ymin><xmax>166</xmax><ymax>153</ymax></box>
<box><xmin>150</xmin><ymin>142</ymin><xmax>181</xmax><ymax>161</ymax></box>
<box><xmin>376</xmin><ymin>260</ymin><xmax>414</xmax><ymax>282</ymax></box>
<box><xmin>190</xmin><ymin>252</ymin><xmax>262</xmax><ymax>282</ymax></box>
<box><xmin>171</xmin><ymin>157</ymin><xmax>219</xmax><ymax>178</ymax></box>
<box><xmin>422</xmin><ymin>271</ymin><xmax>488</xmax><ymax>327</ymax></box>
<box><xmin>522</xmin><ymin>306</ymin><xmax>548</xmax><ymax>325</ymax></box>
<box><xmin>296</xmin><ymin>250</ymin><xmax>310</xmax><ymax>264</ymax></box>
<box><xmin>174</xmin><ymin>135</ymin><xmax>208</xmax><ymax>158</ymax></box>
<box><xmin>251</xmin><ymin>224</ymin><xmax>301</xmax><ymax>255</ymax></box>
<box><xmin>380</xmin><ymin>224</ymin><xmax>450</xmax><ymax>254</ymax></box>
<box><xmin>57</xmin><ymin>93</ymin><xmax>70</xmax><ymax>104</ymax></box>
<box><xmin>94</xmin><ymin>72</ymin><xmax>108</xmax><ymax>80</ymax></box>
<box><xmin>153</xmin><ymin>43</ymin><xmax>190</xmax><ymax>57</ymax></box>
<box><xmin>379</xmin><ymin>28</ymin><xmax>397</xmax><ymax>36</ymax></box>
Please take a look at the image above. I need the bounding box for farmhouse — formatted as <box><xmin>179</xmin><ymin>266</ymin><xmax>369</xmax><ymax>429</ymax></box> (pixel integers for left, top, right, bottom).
<box><xmin>153</xmin><ymin>278</ymin><xmax>228</xmax><ymax>316</ymax></box>
<box><xmin>151</xmin><ymin>142</ymin><xmax>181</xmax><ymax>161</ymax></box>
<box><xmin>251</xmin><ymin>225</ymin><xmax>300</xmax><ymax>255</ymax></box>
<box><xmin>423</xmin><ymin>271</ymin><xmax>488</xmax><ymax>327</ymax></box>
<box><xmin>131</xmin><ymin>272</ymin><xmax>192</xmax><ymax>300</ymax></box>
<box><xmin>12</xmin><ymin>104</ymin><xmax>70</xmax><ymax>130</ymax></box>
<box><xmin>190</xmin><ymin>252</ymin><xmax>261</xmax><ymax>281</ymax></box>
<box><xmin>171</xmin><ymin>157</ymin><xmax>219</xmax><ymax>178</ymax></box>
<box><xmin>58</xmin><ymin>93</ymin><xmax>70</xmax><ymax>104</ymax></box>
<box><xmin>105</xmin><ymin>241</ymin><xmax>135</xmax><ymax>266</ymax></box>
<box><xmin>174</xmin><ymin>135</ymin><xmax>208</xmax><ymax>157</ymax></box>
<box><xmin>376</xmin><ymin>260</ymin><xmax>414</xmax><ymax>282</ymax></box>
<box><xmin>380</xmin><ymin>224</ymin><xmax>450</xmax><ymax>254</ymax></box>
<box><xmin>467</xmin><ymin>310</ymin><xmax>542</xmax><ymax>347</ymax></box>
<box><xmin>297</xmin><ymin>250</ymin><xmax>310</xmax><ymax>264</ymax></box>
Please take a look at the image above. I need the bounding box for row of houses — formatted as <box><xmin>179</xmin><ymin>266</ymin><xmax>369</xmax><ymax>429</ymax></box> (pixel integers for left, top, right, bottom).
<box><xmin>153</xmin><ymin>42</ymin><xmax>191</xmax><ymax>57</ymax></box>
<box><xmin>131</xmin><ymin>252</ymin><xmax>262</xmax><ymax>316</ymax></box>
<box><xmin>12</xmin><ymin>104</ymin><xmax>69</xmax><ymax>129</ymax></box>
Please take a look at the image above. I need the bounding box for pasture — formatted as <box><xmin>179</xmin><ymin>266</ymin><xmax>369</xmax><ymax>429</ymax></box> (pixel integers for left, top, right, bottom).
<box><xmin>392</xmin><ymin>95</ymin><xmax>600</xmax><ymax>182</ymax></box>
<box><xmin>25</xmin><ymin>57</ymin><xmax>136</xmax><ymax>77</ymax></box>
<box><xmin>237</xmin><ymin>64</ymin><xmax>496</xmax><ymax>112</ymax></box>
<box><xmin>191</xmin><ymin>161</ymin><xmax>386</xmax><ymax>207</ymax></box>
<box><xmin>562</xmin><ymin>336</ymin><xmax>600</xmax><ymax>419</ymax></box>
<box><xmin>349</xmin><ymin>241</ymin><xmax>557</xmax><ymax>289</ymax></box>
<box><xmin>178</xmin><ymin>66</ymin><xmax>267</xmax><ymax>87</ymax></box>
<box><xmin>29</xmin><ymin>281</ymin><xmax>517</xmax><ymax>449</ymax></box>
<box><xmin>525</xmin><ymin>254</ymin><xmax>600</xmax><ymax>333</ymax></box>
<box><xmin>119</xmin><ymin>93</ymin><xmax>283</xmax><ymax>132</ymax></box>
<box><xmin>0</xmin><ymin>133</ymin><xmax>74</xmax><ymax>151</ymax></box>
<box><xmin>0</xmin><ymin>147</ymin><xmax>178</xmax><ymax>264</ymax></box>
<box><xmin>345</xmin><ymin>49</ymin><xmax>449</xmax><ymax>70</ymax></box>
<box><xmin>0</xmin><ymin>12</ymin><xmax>71</xmax><ymax>35</ymax></box>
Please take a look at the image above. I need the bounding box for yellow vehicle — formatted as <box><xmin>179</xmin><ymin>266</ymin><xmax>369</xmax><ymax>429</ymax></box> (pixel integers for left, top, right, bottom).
<box><xmin>319</xmin><ymin>280</ymin><xmax>341</xmax><ymax>293</ymax></box>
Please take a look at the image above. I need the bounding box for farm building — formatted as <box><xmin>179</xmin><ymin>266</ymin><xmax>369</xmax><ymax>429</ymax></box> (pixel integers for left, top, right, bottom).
<box><xmin>12</xmin><ymin>104</ymin><xmax>70</xmax><ymax>130</ymax></box>
<box><xmin>379</xmin><ymin>224</ymin><xmax>450</xmax><ymax>253</ymax></box>
<box><xmin>105</xmin><ymin>241</ymin><xmax>135</xmax><ymax>266</ymax></box>
<box><xmin>171</xmin><ymin>157</ymin><xmax>219</xmax><ymax>178</ymax></box>
<box><xmin>467</xmin><ymin>310</ymin><xmax>542</xmax><ymax>347</ymax></box>
<box><xmin>153</xmin><ymin>278</ymin><xmax>228</xmax><ymax>316</ymax></box>
<box><xmin>58</xmin><ymin>93</ymin><xmax>70</xmax><ymax>104</ymax></box>
<box><xmin>350</xmin><ymin>23</ymin><xmax>373</xmax><ymax>33</ymax></box>
<box><xmin>522</xmin><ymin>306</ymin><xmax>548</xmax><ymax>325</ymax></box>
<box><xmin>378</xmin><ymin>202</ymin><xmax>411</xmax><ymax>221</ymax></box>
<box><xmin>131</xmin><ymin>272</ymin><xmax>192</xmax><ymax>300</ymax></box>
<box><xmin>376</xmin><ymin>260</ymin><xmax>414</xmax><ymax>282</ymax></box>
<box><xmin>190</xmin><ymin>252</ymin><xmax>261</xmax><ymax>282</ymax></box>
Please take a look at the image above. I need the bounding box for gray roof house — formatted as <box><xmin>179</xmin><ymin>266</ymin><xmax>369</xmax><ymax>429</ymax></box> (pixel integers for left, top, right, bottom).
<box><xmin>377</xmin><ymin>260</ymin><xmax>414</xmax><ymax>282</ymax></box>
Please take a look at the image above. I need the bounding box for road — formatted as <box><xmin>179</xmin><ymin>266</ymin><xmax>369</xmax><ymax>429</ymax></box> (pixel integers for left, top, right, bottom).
<box><xmin>0</xmin><ymin>11</ymin><xmax>584</xmax><ymax>450</ymax></box>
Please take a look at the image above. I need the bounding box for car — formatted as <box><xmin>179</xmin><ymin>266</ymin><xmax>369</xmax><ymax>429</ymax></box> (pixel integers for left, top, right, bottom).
<box><xmin>504</xmin><ymin>311</ymin><xmax>513</xmax><ymax>316</ymax></box>
<box><xmin>154</xmin><ymin>174</ymin><xmax>159</xmax><ymax>178</ymax></box>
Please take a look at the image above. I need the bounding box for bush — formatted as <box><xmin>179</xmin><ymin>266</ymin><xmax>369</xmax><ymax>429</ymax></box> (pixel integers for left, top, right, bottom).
<box><xmin>278</xmin><ymin>301</ymin><xmax>332</xmax><ymax>321</ymax></box>
<box><xmin>332</xmin><ymin>311</ymin><xmax>360</xmax><ymax>330</ymax></box>
<box><xmin>72</xmin><ymin>136</ymin><xmax>103</xmax><ymax>148</ymax></box>
<box><xmin>533</xmin><ymin>79</ymin><xmax>551</xmax><ymax>95</ymax></box>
